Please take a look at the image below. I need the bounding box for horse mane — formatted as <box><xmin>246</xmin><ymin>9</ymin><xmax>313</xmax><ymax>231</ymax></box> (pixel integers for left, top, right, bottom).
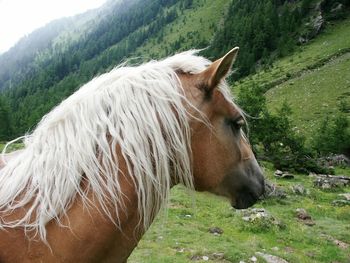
<box><xmin>0</xmin><ymin>50</ymin><xmax>234</xmax><ymax>241</ymax></box>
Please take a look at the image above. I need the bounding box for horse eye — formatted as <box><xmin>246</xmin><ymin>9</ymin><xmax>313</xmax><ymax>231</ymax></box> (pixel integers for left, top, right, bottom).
<box><xmin>227</xmin><ymin>118</ymin><xmax>244</xmax><ymax>132</ymax></box>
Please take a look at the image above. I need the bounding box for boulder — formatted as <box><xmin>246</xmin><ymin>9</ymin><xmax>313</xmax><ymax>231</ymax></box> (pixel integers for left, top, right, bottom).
<box><xmin>314</xmin><ymin>175</ymin><xmax>350</xmax><ymax>189</ymax></box>
<box><xmin>331</xmin><ymin>3</ymin><xmax>344</xmax><ymax>14</ymax></box>
<box><xmin>291</xmin><ymin>184</ymin><xmax>309</xmax><ymax>195</ymax></box>
<box><xmin>240</xmin><ymin>208</ymin><xmax>284</xmax><ymax>229</ymax></box>
<box><xmin>241</xmin><ymin>208</ymin><xmax>269</xmax><ymax>222</ymax></box>
<box><xmin>208</xmin><ymin>227</ymin><xmax>223</xmax><ymax>235</ymax></box>
<box><xmin>309</xmin><ymin>13</ymin><xmax>324</xmax><ymax>38</ymax></box>
<box><xmin>298</xmin><ymin>36</ymin><xmax>308</xmax><ymax>44</ymax></box>
<box><xmin>318</xmin><ymin>154</ymin><xmax>350</xmax><ymax>168</ymax></box>
<box><xmin>332</xmin><ymin>193</ymin><xmax>350</xmax><ymax>206</ymax></box>
<box><xmin>295</xmin><ymin>208</ymin><xmax>315</xmax><ymax>226</ymax></box>
<box><xmin>250</xmin><ymin>256</ymin><xmax>257</xmax><ymax>262</ymax></box>
<box><xmin>256</xmin><ymin>252</ymin><xmax>289</xmax><ymax>263</ymax></box>
<box><xmin>274</xmin><ymin>170</ymin><xmax>283</xmax><ymax>176</ymax></box>
<box><xmin>274</xmin><ymin>170</ymin><xmax>295</xmax><ymax>179</ymax></box>
<box><xmin>190</xmin><ymin>253</ymin><xmax>228</xmax><ymax>262</ymax></box>
<box><xmin>332</xmin><ymin>199</ymin><xmax>350</xmax><ymax>206</ymax></box>
<box><xmin>296</xmin><ymin>208</ymin><xmax>311</xmax><ymax>220</ymax></box>
<box><xmin>261</xmin><ymin>181</ymin><xmax>287</xmax><ymax>199</ymax></box>
<box><xmin>338</xmin><ymin>193</ymin><xmax>350</xmax><ymax>201</ymax></box>
<box><xmin>321</xmin><ymin>234</ymin><xmax>349</xmax><ymax>250</ymax></box>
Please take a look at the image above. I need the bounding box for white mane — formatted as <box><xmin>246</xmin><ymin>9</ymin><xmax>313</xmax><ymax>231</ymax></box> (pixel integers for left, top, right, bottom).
<box><xmin>0</xmin><ymin>50</ymin><xmax>233</xmax><ymax>241</ymax></box>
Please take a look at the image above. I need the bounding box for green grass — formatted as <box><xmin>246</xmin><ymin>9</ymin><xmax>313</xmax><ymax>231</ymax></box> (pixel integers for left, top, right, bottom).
<box><xmin>266</xmin><ymin>53</ymin><xmax>350</xmax><ymax>140</ymax></box>
<box><xmin>129</xmin><ymin>166</ymin><xmax>350</xmax><ymax>263</ymax></box>
<box><xmin>0</xmin><ymin>142</ymin><xmax>23</xmax><ymax>152</ymax></box>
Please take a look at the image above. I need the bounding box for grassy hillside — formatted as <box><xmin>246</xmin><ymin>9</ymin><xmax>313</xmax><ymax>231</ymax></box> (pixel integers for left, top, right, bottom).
<box><xmin>236</xmin><ymin>18</ymin><xmax>350</xmax><ymax>92</ymax></box>
<box><xmin>134</xmin><ymin>0</ymin><xmax>229</xmax><ymax>58</ymax></box>
<box><xmin>235</xmin><ymin>17</ymin><xmax>350</xmax><ymax>141</ymax></box>
<box><xmin>267</xmin><ymin>53</ymin><xmax>350</xmax><ymax>140</ymax></box>
<box><xmin>129</xmin><ymin>165</ymin><xmax>350</xmax><ymax>262</ymax></box>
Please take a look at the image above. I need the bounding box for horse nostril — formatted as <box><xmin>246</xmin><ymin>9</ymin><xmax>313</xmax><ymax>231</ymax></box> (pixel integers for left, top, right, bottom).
<box><xmin>250</xmin><ymin>168</ymin><xmax>265</xmax><ymax>197</ymax></box>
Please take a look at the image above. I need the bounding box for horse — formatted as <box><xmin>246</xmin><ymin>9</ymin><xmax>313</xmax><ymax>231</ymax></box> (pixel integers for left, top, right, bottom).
<box><xmin>0</xmin><ymin>47</ymin><xmax>265</xmax><ymax>263</ymax></box>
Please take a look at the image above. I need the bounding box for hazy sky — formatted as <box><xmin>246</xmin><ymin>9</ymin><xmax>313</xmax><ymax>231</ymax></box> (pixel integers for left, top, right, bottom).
<box><xmin>0</xmin><ymin>0</ymin><xmax>106</xmax><ymax>53</ymax></box>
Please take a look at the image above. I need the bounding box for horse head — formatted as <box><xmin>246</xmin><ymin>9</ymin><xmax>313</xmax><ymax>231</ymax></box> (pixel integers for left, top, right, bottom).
<box><xmin>178</xmin><ymin>48</ymin><xmax>265</xmax><ymax>209</ymax></box>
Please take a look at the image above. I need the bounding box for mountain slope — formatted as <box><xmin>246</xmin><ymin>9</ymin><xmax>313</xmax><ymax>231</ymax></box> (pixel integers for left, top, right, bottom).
<box><xmin>0</xmin><ymin>0</ymin><xmax>349</xmax><ymax>139</ymax></box>
<box><xmin>267</xmin><ymin>52</ymin><xmax>350</xmax><ymax>140</ymax></box>
<box><xmin>0</xmin><ymin>0</ymin><xmax>231</xmax><ymax>136</ymax></box>
<box><xmin>237</xmin><ymin>17</ymin><xmax>350</xmax><ymax>93</ymax></box>
<box><xmin>0</xmin><ymin>5</ymin><xmax>106</xmax><ymax>91</ymax></box>
<box><xmin>234</xmin><ymin>17</ymin><xmax>350</xmax><ymax>141</ymax></box>
<box><xmin>134</xmin><ymin>0</ymin><xmax>229</xmax><ymax>58</ymax></box>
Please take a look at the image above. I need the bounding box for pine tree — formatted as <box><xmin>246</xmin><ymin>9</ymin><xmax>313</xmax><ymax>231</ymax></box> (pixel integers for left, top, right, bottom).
<box><xmin>0</xmin><ymin>96</ymin><xmax>12</xmax><ymax>140</ymax></box>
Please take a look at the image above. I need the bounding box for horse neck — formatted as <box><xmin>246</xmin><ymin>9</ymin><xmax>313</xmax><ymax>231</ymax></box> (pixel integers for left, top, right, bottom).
<box><xmin>47</xmin><ymin>157</ymin><xmax>155</xmax><ymax>262</ymax></box>
<box><xmin>56</xmin><ymin>172</ymin><xmax>146</xmax><ymax>262</ymax></box>
<box><xmin>0</xmin><ymin>156</ymin><xmax>156</xmax><ymax>263</ymax></box>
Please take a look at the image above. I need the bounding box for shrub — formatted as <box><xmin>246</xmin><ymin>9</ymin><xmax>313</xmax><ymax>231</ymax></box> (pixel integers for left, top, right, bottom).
<box><xmin>312</xmin><ymin>112</ymin><xmax>350</xmax><ymax>156</ymax></box>
<box><xmin>238</xmin><ymin>83</ymin><xmax>324</xmax><ymax>173</ymax></box>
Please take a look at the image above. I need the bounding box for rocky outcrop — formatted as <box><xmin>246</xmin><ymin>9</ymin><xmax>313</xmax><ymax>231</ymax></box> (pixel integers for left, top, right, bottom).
<box><xmin>318</xmin><ymin>154</ymin><xmax>350</xmax><ymax>168</ymax></box>
<box><xmin>313</xmin><ymin>174</ymin><xmax>350</xmax><ymax>189</ymax></box>
<box><xmin>309</xmin><ymin>13</ymin><xmax>325</xmax><ymax>38</ymax></box>
<box><xmin>332</xmin><ymin>193</ymin><xmax>350</xmax><ymax>206</ymax></box>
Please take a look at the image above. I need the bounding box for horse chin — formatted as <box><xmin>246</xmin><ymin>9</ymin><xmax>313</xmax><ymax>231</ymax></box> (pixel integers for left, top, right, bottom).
<box><xmin>230</xmin><ymin>192</ymin><xmax>259</xmax><ymax>210</ymax></box>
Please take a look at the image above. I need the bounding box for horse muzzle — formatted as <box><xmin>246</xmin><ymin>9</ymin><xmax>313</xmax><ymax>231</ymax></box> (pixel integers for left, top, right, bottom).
<box><xmin>231</xmin><ymin>169</ymin><xmax>265</xmax><ymax>209</ymax></box>
<box><xmin>232</xmin><ymin>187</ymin><xmax>263</xmax><ymax>209</ymax></box>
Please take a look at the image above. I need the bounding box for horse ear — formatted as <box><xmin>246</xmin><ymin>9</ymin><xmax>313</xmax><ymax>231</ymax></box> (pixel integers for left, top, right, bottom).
<box><xmin>200</xmin><ymin>47</ymin><xmax>239</xmax><ymax>92</ymax></box>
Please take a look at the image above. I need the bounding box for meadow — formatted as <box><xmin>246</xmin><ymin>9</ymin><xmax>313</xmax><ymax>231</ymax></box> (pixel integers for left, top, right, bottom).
<box><xmin>266</xmin><ymin>53</ymin><xmax>350</xmax><ymax>140</ymax></box>
<box><xmin>129</xmin><ymin>165</ymin><xmax>350</xmax><ymax>263</ymax></box>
